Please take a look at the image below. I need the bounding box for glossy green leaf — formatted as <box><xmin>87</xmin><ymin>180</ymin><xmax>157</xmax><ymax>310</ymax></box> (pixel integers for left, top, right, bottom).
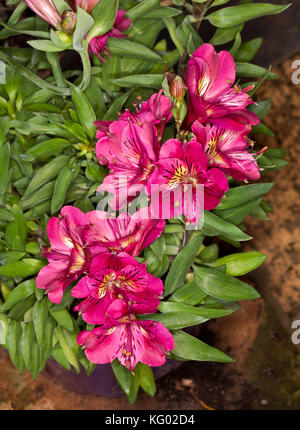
<box><xmin>215</xmin><ymin>183</ymin><xmax>274</xmax><ymax>210</ymax></box>
<box><xmin>107</xmin><ymin>38</ymin><xmax>162</xmax><ymax>62</ymax></box>
<box><xmin>33</xmin><ymin>298</ymin><xmax>49</xmax><ymax>348</ymax></box>
<box><xmin>73</xmin><ymin>7</ymin><xmax>94</xmax><ymax>51</ymax></box>
<box><xmin>201</xmin><ymin>211</ymin><xmax>251</xmax><ymax>241</ymax></box>
<box><xmin>0</xmin><ymin>279</ymin><xmax>36</xmax><ymax>312</ymax></box>
<box><xmin>0</xmin><ymin>143</ymin><xmax>10</xmax><ymax>195</ymax></box>
<box><xmin>193</xmin><ymin>265</ymin><xmax>260</xmax><ymax>301</ymax></box>
<box><xmin>213</xmin><ymin>251</ymin><xmax>267</xmax><ymax>276</ymax></box>
<box><xmin>112</xmin><ymin>74</ymin><xmax>164</xmax><ymax>89</ymax></box>
<box><xmin>27</xmin><ymin>39</ymin><xmax>64</xmax><ymax>52</ymax></box>
<box><xmin>50</xmin><ymin>308</ymin><xmax>73</xmax><ymax>332</ymax></box>
<box><xmin>111</xmin><ymin>359</ymin><xmax>132</xmax><ymax>396</ymax></box>
<box><xmin>236</xmin><ymin>62</ymin><xmax>278</xmax><ymax>79</ymax></box>
<box><xmin>164</xmin><ymin>233</ymin><xmax>204</xmax><ymax>297</ymax></box>
<box><xmin>169</xmin><ymin>280</ymin><xmax>207</xmax><ymax>305</ymax></box>
<box><xmin>86</xmin><ymin>0</ymin><xmax>119</xmax><ymax>44</ymax></box>
<box><xmin>127</xmin><ymin>0</ymin><xmax>160</xmax><ymax>21</ymax></box>
<box><xmin>206</xmin><ymin>4</ymin><xmax>291</xmax><ymax>28</ymax></box>
<box><xmin>0</xmin><ymin>258</ymin><xmax>44</xmax><ymax>278</ymax></box>
<box><xmin>171</xmin><ymin>331</ymin><xmax>233</xmax><ymax>363</ymax></box>
<box><xmin>71</xmin><ymin>84</ymin><xmax>96</xmax><ymax>139</ymax></box>
<box><xmin>135</xmin><ymin>363</ymin><xmax>156</xmax><ymax>397</ymax></box>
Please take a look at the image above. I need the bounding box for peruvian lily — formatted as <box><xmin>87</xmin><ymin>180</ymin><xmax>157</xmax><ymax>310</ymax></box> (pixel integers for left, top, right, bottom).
<box><xmin>88</xmin><ymin>10</ymin><xmax>131</xmax><ymax>61</ymax></box>
<box><xmin>184</xmin><ymin>44</ymin><xmax>260</xmax><ymax>132</ymax></box>
<box><xmin>82</xmin><ymin>207</ymin><xmax>165</xmax><ymax>257</ymax></box>
<box><xmin>96</xmin><ymin>116</ymin><xmax>160</xmax><ymax>208</ymax></box>
<box><xmin>72</xmin><ymin>252</ymin><xmax>163</xmax><ymax>324</ymax></box>
<box><xmin>192</xmin><ymin>121</ymin><xmax>261</xmax><ymax>181</ymax></box>
<box><xmin>24</xmin><ymin>0</ymin><xmax>62</xmax><ymax>28</ymax></box>
<box><xmin>77</xmin><ymin>299</ymin><xmax>174</xmax><ymax>371</ymax></box>
<box><xmin>149</xmin><ymin>139</ymin><xmax>229</xmax><ymax>224</ymax></box>
<box><xmin>69</xmin><ymin>0</ymin><xmax>100</xmax><ymax>14</ymax></box>
<box><xmin>36</xmin><ymin>206</ymin><xmax>90</xmax><ymax>303</ymax></box>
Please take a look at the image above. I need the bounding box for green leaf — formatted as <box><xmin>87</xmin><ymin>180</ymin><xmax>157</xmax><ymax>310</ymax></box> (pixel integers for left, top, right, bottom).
<box><xmin>24</xmin><ymin>155</ymin><xmax>70</xmax><ymax>196</ymax></box>
<box><xmin>7</xmin><ymin>320</ymin><xmax>23</xmax><ymax>368</ymax></box>
<box><xmin>171</xmin><ymin>331</ymin><xmax>233</xmax><ymax>363</ymax></box>
<box><xmin>27</xmin><ymin>39</ymin><xmax>64</xmax><ymax>52</ymax></box>
<box><xmin>127</xmin><ymin>0</ymin><xmax>160</xmax><ymax>21</ymax></box>
<box><xmin>111</xmin><ymin>359</ymin><xmax>132</xmax><ymax>396</ymax></box>
<box><xmin>159</xmin><ymin>301</ymin><xmax>237</xmax><ymax>319</ymax></box>
<box><xmin>33</xmin><ymin>298</ymin><xmax>49</xmax><ymax>348</ymax></box>
<box><xmin>103</xmin><ymin>91</ymin><xmax>131</xmax><ymax>121</ymax></box>
<box><xmin>135</xmin><ymin>363</ymin><xmax>156</xmax><ymax>397</ymax></box>
<box><xmin>212</xmin><ymin>251</ymin><xmax>267</xmax><ymax>276</ymax></box>
<box><xmin>86</xmin><ymin>0</ymin><xmax>119</xmax><ymax>44</ymax></box>
<box><xmin>210</xmin><ymin>24</ymin><xmax>243</xmax><ymax>46</ymax></box>
<box><xmin>107</xmin><ymin>38</ymin><xmax>162</xmax><ymax>62</ymax></box>
<box><xmin>51</xmin><ymin>165</ymin><xmax>74</xmax><ymax>215</ymax></box>
<box><xmin>112</xmin><ymin>74</ymin><xmax>164</xmax><ymax>89</ymax></box>
<box><xmin>27</xmin><ymin>138</ymin><xmax>72</xmax><ymax>159</ymax></box>
<box><xmin>0</xmin><ymin>251</ymin><xmax>25</xmax><ymax>265</ymax></box>
<box><xmin>236</xmin><ymin>62</ymin><xmax>278</xmax><ymax>79</ymax></box>
<box><xmin>235</xmin><ymin>37</ymin><xmax>263</xmax><ymax>62</ymax></box>
<box><xmin>140</xmin><ymin>311</ymin><xmax>207</xmax><ymax>330</ymax></box>
<box><xmin>55</xmin><ymin>325</ymin><xmax>80</xmax><ymax>372</ymax></box>
<box><xmin>201</xmin><ymin>211</ymin><xmax>251</xmax><ymax>242</ymax></box>
<box><xmin>193</xmin><ymin>265</ymin><xmax>260</xmax><ymax>301</ymax></box>
<box><xmin>71</xmin><ymin>84</ymin><xmax>96</xmax><ymax>139</ymax></box>
<box><xmin>0</xmin><ymin>313</ymin><xmax>9</xmax><ymax>345</ymax></box>
<box><xmin>215</xmin><ymin>198</ymin><xmax>262</xmax><ymax>225</ymax></box>
<box><xmin>0</xmin><ymin>143</ymin><xmax>10</xmax><ymax>195</ymax></box>
<box><xmin>0</xmin><ymin>279</ymin><xmax>36</xmax><ymax>312</ymax></box>
<box><xmin>215</xmin><ymin>183</ymin><xmax>274</xmax><ymax>210</ymax></box>
<box><xmin>20</xmin><ymin>322</ymin><xmax>35</xmax><ymax>370</ymax></box>
<box><xmin>73</xmin><ymin>7</ymin><xmax>94</xmax><ymax>51</ymax></box>
<box><xmin>49</xmin><ymin>308</ymin><xmax>73</xmax><ymax>332</ymax></box>
<box><xmin>0</xmin><ymin>259</ymin><xmax>44</xmax><ymax>278</ymax></box>
<box><xmin>248</xmin><ymin>99</ymin><xmax>271</xmax><ymax>119</ymax></box>
<box><xmin>206</xmin><ymin>4</ymin><xmax>291</xmax><ymax>28</ymax></box>
<box><xmin>169</xmin><ymin>280</ymin><xmax>207</xmax><ymax>305</ymax></box>
<box><xmin>164</xmin><ymin>233</ymin><xmax>204</xmax><ymax>297</ymax></box>
<box><xmin>52</xmin><ymin>346</ymin><xmax>71</xmax><ymax>371</ymax></box>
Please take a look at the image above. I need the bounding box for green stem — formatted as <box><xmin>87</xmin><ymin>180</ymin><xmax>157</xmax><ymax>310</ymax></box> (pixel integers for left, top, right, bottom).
<box><xmin>46</xmin><ymin>52</ymin><xmax>67</xmax><ymax>88</ymax></box>
<box><xmin>78</xmin><ymin>48</ymin><xmax>92</xmax><ymax>91</ymax></box>
<box><xmin>0</xmin><ymin>50</ymin><xmax>71</xmax><ymax>96</ymax></box>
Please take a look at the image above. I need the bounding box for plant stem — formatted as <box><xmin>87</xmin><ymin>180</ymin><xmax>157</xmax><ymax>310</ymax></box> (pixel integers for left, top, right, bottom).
<box><xmin>163</xmin><ymin>18</ymin><xmax>185</xmax><ymax>57</ymax></box>
<box><xmin>46</xmin><ymin>52</ymin><xmax>67</xmax><ymax>88</ymax></box>
<box><xmin>193</xmin><ymin>0</ymin><xmax>214</xmax><ymax>32</ymax></box>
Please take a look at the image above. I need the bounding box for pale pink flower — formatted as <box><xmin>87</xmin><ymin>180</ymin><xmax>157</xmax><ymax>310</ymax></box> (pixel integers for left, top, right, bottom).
<box><xmin>24</xmin><ymin>0</ymin><xmax>62</xmax><ymax>28</ymax></box>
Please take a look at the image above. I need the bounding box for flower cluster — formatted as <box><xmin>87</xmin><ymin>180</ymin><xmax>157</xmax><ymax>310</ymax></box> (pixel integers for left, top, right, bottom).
<box><xmin>95</xmin><ymin>44</ymin><xmax>261</xmax><ymax>226</ymax></box>
<box><xmin>24</xmin><ymin>0</ymin><xmax>131</xmax><ymax>61</ymax></box>
<box><xmin>37</xmin><ymin>43</ymin><xmax>262</xmax><ymax>371</ymax></box>
<box><xmin>37</xmin><ymin>206</ymin><xmax>174</xmax><ymax>370</ymax></box>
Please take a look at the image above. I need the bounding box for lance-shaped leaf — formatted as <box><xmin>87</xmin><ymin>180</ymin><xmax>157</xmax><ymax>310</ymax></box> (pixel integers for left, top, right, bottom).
<box><xmin>73</xmin><ymin>7</ymin><xmax>94</xmax><ymax>51</ymax></box>
<box><xmin>0</xmin><ymin>258</ymin><xmax>44</xmax><ymax>278</ymax></box>
<box><xmin>0</xmin><ymin>279</ymin><xmax>36</xmax><ymax>312</ymax></box>
<box><xmin>212</xmin><ymin>251</ymin><xmax>267</xmax><ymax>277</ymax></box>
<box><xmin>201</xmin><ymin>211</ymin><xmax>251</xmax><ymax>241</ymax></box>
<box><xmin>164</xmin><ymin>233</ymin><xmax>204</xmax><ymax>297</ymax></box>
<box><xmin>0</xmin><ymin>143</ymin><xmax>10</xmax><ymax>195</ymax></box>
<box><xmin>206</xmin><ymin>3</ymin><xmax>291</xmax><ymax>28</ymax></box>
<box><xmin>107</xmin><ymin>38</ymin><xmax>162</xmax><ymax>62</ymax></box>
<box><xmin>193</xmin><ymin>265</ymin><xmax>260</xmax><ymax>301</ymax></box>
<box><xmin>171</xmin><ymin>331</ymin><xmax>233</xmax><ymax>363</ymax></box>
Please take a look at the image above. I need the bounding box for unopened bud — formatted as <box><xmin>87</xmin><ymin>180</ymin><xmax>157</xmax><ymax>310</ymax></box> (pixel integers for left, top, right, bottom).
<box><xmin>170</xmin><ymin>76</ymin><xmax>187</xmax><ymax>101</ymax></box>
<box><xmin>57</xmin><ymin>31</ymin><xmax>73</xmax><ymax>44</ymax></box>
<box><xmin>61</xmin><ymin>10</ymin><xmax>77</xmax><ymax>34</ymax></box>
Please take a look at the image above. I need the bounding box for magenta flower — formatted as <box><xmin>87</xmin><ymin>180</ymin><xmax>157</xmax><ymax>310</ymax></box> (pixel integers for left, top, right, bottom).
<box><xmin>77</xmin><ymin>300</ymin><xmax>174</xmax><ymax>371</ymax></box>
<box><xmin>96</xmin><ymin>117</ymin><xmax>160</xmax><ymax>207</ymax></box>
<box><xmin>192</xmin><ymin>121</ymin><xmax>261</xmax><ymax>181</ymax></box>
<box><xmin>89</xmin><ymin>10</ymin><xmax>131</xmax><ymax>61</ymax></box>
<box><xmin>95</xmin><ymin>90</ymin><xmax>172</xmax><ymax>144</ymax></box>
<box><xmin>72</xmin><ymin>252</ymin><xmax>163</xmax><ymax>324</ymax></box>
<box><xmin>82</xmin><ymin>207</ymin><xmax>165</xmax><ymax>257</ymax></box>
<box><xmin>36</xmin><ymin>206</ymin><xmax>90</xmax><ymax>303</ymax></box>
<box><xmin>184</xmin><ymin>44</ymin><xmax>259</xmax><ymax>132</ymax></box>
<box><xmin>150</xmin><ymin>139</ymin><xmax>229</xmax><ymax>224</ymax></box>
<box><xmin>24</xmin><ymin>0</ymin><xmax>62</xmax><ymax>28</ymax></box>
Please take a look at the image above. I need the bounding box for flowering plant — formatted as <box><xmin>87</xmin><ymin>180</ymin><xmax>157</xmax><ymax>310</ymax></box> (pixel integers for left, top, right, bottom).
<box><xmin>0</xmin><ymin>0</ymin><xmax>289</xmax><ymax>403</ymax></box>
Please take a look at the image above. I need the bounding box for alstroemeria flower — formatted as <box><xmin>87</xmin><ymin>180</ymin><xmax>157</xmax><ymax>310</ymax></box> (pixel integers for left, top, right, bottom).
<box><xmin>96</xmin><ymin>116</ymin><xmax>160</xmax><ymax>208</ymax></box>
<box><xmin>184</xmin><ymin>44</ymin><xmax>260</xmax><ymax>132</ymax></box>
<box><xmin>24</xmin><ymin>0</ymin><xmax>62</xmax><ymax>28</ymax></box>
<box><xmin>36</xmin><ymin>206</ymin><xmax>90</xmax><ymax>303</ymax></box>
<box><xmin>150</xmin><ymin>139</ymin><xmax>229</xmax><ymax>224</ymax></box>
<box><xmin>72</xmin><ymin>253</ymin><xmax>162</xmax><ymax>324</ymax></box>
<box><xmin>192</xmin><ymin>121</ymin><xmax>261</xmax><ymax>181</ymax></box>
<box><xmin>82</xmin><ymin>207</ymin><xmax>165</xmax><ymax>257</ymax></box>
<box><xmin>77</xmin><ymin>300</ymin><xmax>174</xmax><ymax>371</ymax></box>
<box><xmin>89</xmin><ymin>10</ymin><xmax>131</xmax><ymax>61</ymax></box>
<box><xmin>69</xmin><ymin>0</ymin><xmax>100</xmax><ymax>14</ymax></box>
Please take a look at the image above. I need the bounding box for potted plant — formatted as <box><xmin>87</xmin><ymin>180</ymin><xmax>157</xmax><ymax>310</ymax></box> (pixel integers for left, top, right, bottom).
<box><xmin>0</xmin><ymin>0</ymin><xmax>289</xmax><ymax>404</ymax></box>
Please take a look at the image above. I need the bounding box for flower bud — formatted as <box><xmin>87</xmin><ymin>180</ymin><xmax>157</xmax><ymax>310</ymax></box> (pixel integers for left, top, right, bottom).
<box><xmin>170</xmin><ymin>76</ymin><xmax>187</xmax><ymax>101</ymax></box>
<box><xmin>24</xmin><ymin>0</ymin><xmax>62</xmax><ymax>28</ymax></box>
<box><xmin>70</xmin><ymin>0</ymin><xmax>100</xmax><ymax>13</ymax></box>
<box><xmin>61</xmin><ymin>10</ymin><xmax>77</xmax><ymax>34</ymax></box>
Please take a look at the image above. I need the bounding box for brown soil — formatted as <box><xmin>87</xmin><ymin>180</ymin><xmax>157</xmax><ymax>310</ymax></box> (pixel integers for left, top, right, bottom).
<box><xmin>1</xmin><ymin>55</ymin><xmax>300</xmax><ymax>410</ymax></box>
